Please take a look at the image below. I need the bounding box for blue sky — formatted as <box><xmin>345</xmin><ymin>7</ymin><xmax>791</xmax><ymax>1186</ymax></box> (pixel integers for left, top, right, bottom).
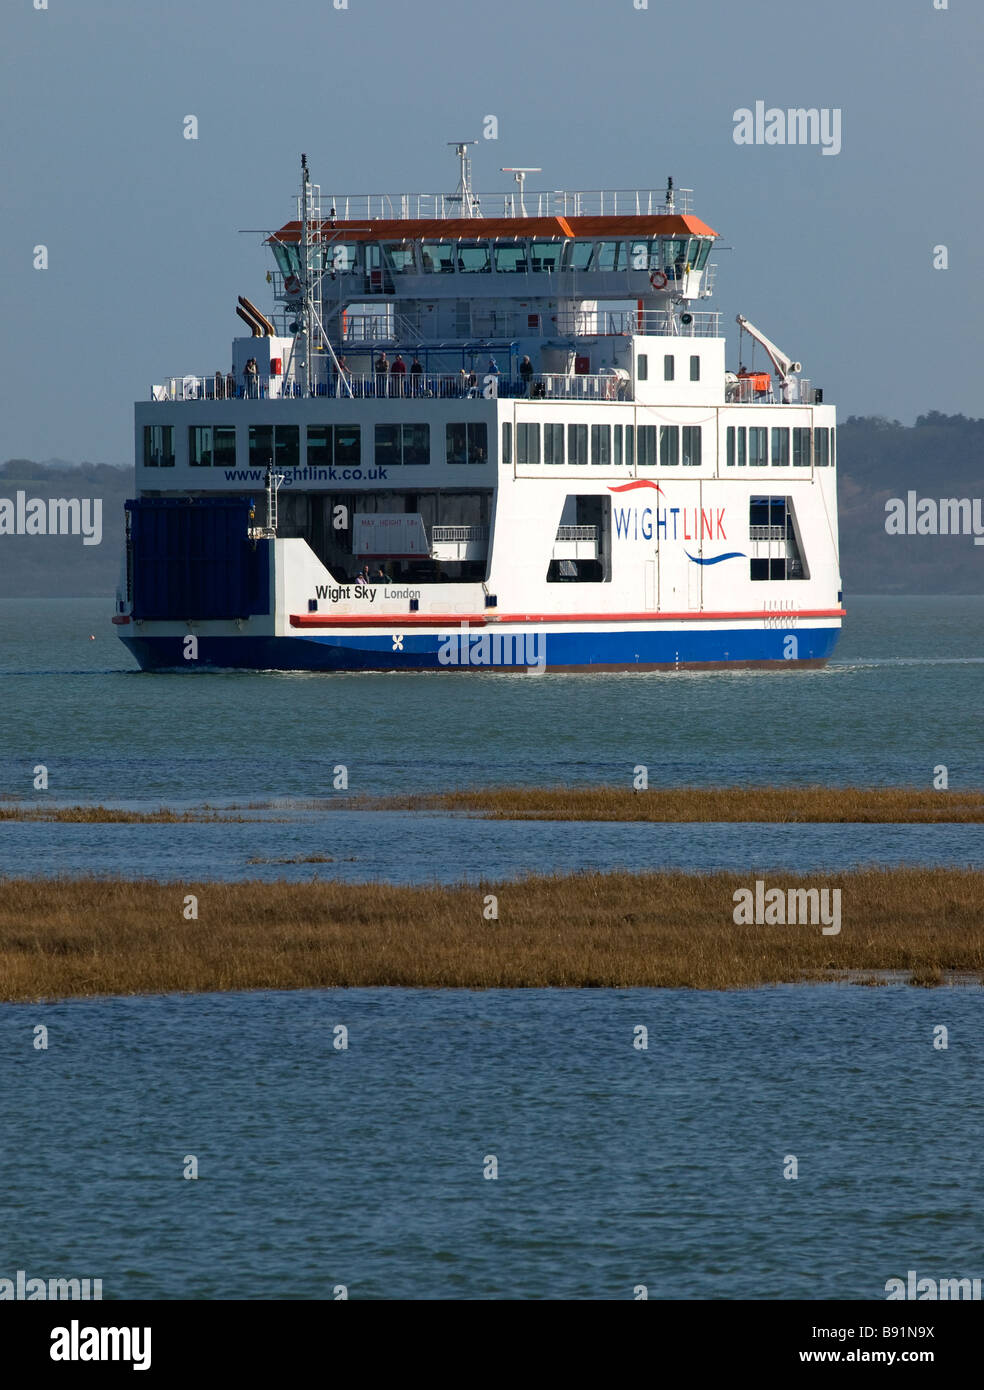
<box><xmin>1</xmin><ymin>0</ymin><xmax>980</xmax><ymax>464</ymax></box>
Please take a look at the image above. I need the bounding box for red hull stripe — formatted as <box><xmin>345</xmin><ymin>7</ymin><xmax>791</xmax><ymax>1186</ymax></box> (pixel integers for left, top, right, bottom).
<box><xmin>290</xmin><ymin>608</ymin><xmax>845</xmax><ymax>629</ymax></box>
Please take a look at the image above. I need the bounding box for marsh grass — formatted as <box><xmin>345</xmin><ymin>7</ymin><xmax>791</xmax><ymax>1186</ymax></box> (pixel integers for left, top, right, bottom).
<box><xmin>0</xmin><ymin>806</ymin><xmax>254</xmax><ymax>824</ymax></box>
<box><xmin>1</xmin><ymin>868</ymin><xmax>981</xmax><ymax>1001</ymax></box>
<box><xmin>360</xmin><ymin>786</ymin><xmax>984</xmax><ymax>823</ymax></box>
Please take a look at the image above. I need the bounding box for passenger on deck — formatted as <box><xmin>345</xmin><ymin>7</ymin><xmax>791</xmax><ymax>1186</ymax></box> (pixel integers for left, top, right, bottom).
<box><xmin>391</xmin><ymin>354</ymin><xmax>407</xmax><ymax>395</ymax></box>
<box><xmin>214</xmin><ymin>371</ymin><xmax>225</xmax><ymax>400</ymax></box>
<box><xmin>243</xmin><ymin>358</ymin><xmax>259</xmax><ymax>398</ymax></box>
<box><xmin>466</xmin><ymin>370</ymin><xmax>479</xmax><ymax>398</ymax></box>
<box><xmin>226</xmin><ymin>371</ymin><xmax>236</xmax><ymax>399</ymax></box>
<box><xmin>519</xmin><ymin>355</ymin><xmax>534</xmax><ymax>395</ymax></box>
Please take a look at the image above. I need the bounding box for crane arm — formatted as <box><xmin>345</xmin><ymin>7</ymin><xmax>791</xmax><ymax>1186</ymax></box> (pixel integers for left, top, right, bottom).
<box><xmin>735</xmin><ymin>315</ymin><xmax>802</xmax><ymax>384</ymax></box>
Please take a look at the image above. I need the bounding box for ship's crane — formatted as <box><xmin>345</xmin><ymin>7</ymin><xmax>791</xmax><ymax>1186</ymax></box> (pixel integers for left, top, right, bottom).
<box><xmin>735</xmin><ymin>314</ymin><xmax>802</xmax><ymax>396</ymax></box>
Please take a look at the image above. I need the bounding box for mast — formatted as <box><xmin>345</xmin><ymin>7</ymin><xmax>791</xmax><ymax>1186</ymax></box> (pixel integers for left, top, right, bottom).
<box><xmin>300</xmin><ymin>153</ymin><xmax>311</xmax><ymax>397</ymax></box>
<box><xmin>447</xmin><ymin>141</ymin><xmax>479</xmax><ymax>217</ymax></box>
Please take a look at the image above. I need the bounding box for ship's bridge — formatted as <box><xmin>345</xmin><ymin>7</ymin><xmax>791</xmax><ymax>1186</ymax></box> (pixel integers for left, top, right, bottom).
<box><xmin>263</xmin><ymin>177</ymin><xmax>720</xmax><ymax>379</ymax></box>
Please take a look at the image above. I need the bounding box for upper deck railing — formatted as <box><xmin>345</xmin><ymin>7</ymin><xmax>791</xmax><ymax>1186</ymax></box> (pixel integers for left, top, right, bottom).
<box><xmin>320</xmin><ymin>188</ymin><xmax>695</xmax><ymax>222</ymax></box>
<box><xmin>152</xmin><ymin>372</ymin><xmax>634</xmax><ymax>403</ymax></box>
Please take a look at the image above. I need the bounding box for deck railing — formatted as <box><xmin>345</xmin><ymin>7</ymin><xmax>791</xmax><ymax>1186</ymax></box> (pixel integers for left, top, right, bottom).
<box><xmin>320</xmin><ymin>188</ymin><xmax>694</xmax><ymax>222</ymax></box>
<box><xmin>150</xmin><ymin>372</ymin><xmax>632</xmax><ymax>403</ymax></box>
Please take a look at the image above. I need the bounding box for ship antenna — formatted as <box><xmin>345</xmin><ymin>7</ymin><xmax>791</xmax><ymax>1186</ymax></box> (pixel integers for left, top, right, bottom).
<box><xmin>500</xmin><ymin>167</ymin><xmax>542</xmax><ymax>218</ymax></box>
<box><xmin>666</xmin><ymin>176</ymin><xmax>674</xmax><ymax>211</ymax></box>
<box><xmin>448</xmin><ymin>140</ymin><xmax>479</xmax><ymax>217</ymax></box>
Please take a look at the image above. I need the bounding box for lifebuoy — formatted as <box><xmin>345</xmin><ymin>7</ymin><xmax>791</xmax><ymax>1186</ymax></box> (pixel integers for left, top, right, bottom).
<box><xmin>284</xmin><ymin>274</ymin><xmax>302</xmax><ymax>297</ymax></box>
<box><xmin>649</xmin><ymin>270</ymin><xmax>668</xmax><ymax>290</ymax></box>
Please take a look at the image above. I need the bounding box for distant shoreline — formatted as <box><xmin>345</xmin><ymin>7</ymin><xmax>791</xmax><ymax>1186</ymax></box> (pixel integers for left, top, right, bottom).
<box><xmin>2</xmin><ymin>868</ymin><xmax>981</xmax><ymax>1000</ymax></box>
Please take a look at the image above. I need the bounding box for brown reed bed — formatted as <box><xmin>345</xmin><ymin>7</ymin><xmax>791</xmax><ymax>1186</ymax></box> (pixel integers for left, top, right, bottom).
<box><xmin>1</xmin><ymin>868</ymin><xmax>981</xmax><ymax>1001</ymax></box>
<box><xmin>360</xmin><ymin>785</ymin><xmax>984</xmax><ymax>823</ymax></box>
<box><xmin>0</xmin><ymin>806</ymin><xmax>255</xmax><ymax>824</ymax></box>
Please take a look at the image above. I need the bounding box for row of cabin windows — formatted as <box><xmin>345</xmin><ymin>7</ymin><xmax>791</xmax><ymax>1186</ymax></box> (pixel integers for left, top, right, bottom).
<box><xmin>502</xmin><ymin>422</ymin><xmax>703</xmax><ymax>468</ymax></box>
<box><xmin>145</xmin><ymin>423</ymin><xmax>489</xmax><ymax>469</ymax></box>
<box><xmin>726</xmin><ymin>426</ymin><xmax>835</xmax><ymax>467</ymax></box>
<box><xmin>272</xmin><ymin>237</ymin><xmax>712</xmax><ymax>279</ymax></box>
<box><xmin>637</xmin><ymin>354</ymin><xmax>701</xmax><ymax>383</ymax></box>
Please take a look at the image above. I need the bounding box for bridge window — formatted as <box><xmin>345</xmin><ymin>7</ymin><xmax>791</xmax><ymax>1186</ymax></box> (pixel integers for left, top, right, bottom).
<box><xmin>516</xmin><ymin>422</ymin><xmax>541</xmax><ymax>465</ymax></box>
<box><xmin>544</xmin><ymin>423</ymin><xmax>564</xmax><ymax>464</ymax></box>
<box><xmin>771</xmin><ymin>428</ymin><xmax>790</xmax><ymax>466</ymax></box>
<box><xmin>384</xmin><ymin>245</ymin><xmax>417</xmax><ymax>273</ymax></box>
<box><xmin>660</xmin><ymin>426</ymin><xmax>680</xmax><ymax>466</ymax></box>
<box><xmin>530</xmin><ymin>241</ymin><xmax>562</xmax><ymax>272</ymax></box>
<box><xmin>421</xmin><ymin>243</ymin><xmax>454</xmax><ymax>273</ymax></box>
<box><xmin>567</xmin><ymin>423</ymin><xmax>588</xmax><ymax>465</ymax></box>
<box><xmin>748</xmin><ymin>427</ymin><xmax>767</xmax><ymax>466</ymax></box>
<box><xmin>375</xmin><ymin>423</ymin><xmax>430</xmax><ymax>467</ymax></box>
<box><xmin>595</xmin><ymin>241</ymin><xmax>624</xmax><ymax>272</ymax></box>
<box><xmin>814</xmin><ymin>428</ymin><xmax>829</xmax><ymax>466</ymax></box>
<box><xmin>143</xmin><ymin>425</ymin><xmax>174</xmax><ymax>468</ymax></box>
<box><xmin>793</xmin><ymin>427</ymin><xmax>811</xmax><ymax>467</ymax></box>
<box><xmin>566</xmin><ymin>241</ymin><xmax>595</xmax><ymax>271</ymax></box>
<box><xmin>189</xmin><ymin>425</ymin><xmax>236</xmax><ymax>468</ymax></box>
<box><xmin>493</xmin><ymin>243</ymin><xmax>529</xmax><ymax>273</ymax></box>
<box><xmin>694</xmin><ymin>239</ymin><xmax>712</xmax><ymax>270</ymax></box>
<box><xmin>457</xmin><ymin>242</ymin><xmax>491</xmax><ymax>273</ymax></box>
<box><xmin>682</xmin><ymin>426</ymin><xmax>702</xmax><ymax>466</ymax></box>
<box><xmin>447</xmin><ymin>421</ymin><xmax>488</xmax><ymax>465</ymax></box>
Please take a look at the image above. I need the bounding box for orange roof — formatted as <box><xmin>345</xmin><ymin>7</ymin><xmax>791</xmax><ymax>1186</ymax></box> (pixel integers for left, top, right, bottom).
<box><xmin>268</xmin><ymin>213</ymin><xmax>717</xmax><ymax>245</ymax></box>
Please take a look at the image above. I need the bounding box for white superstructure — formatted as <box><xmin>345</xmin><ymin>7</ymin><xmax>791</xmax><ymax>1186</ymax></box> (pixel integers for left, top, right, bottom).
<box><xmin>115</xmin><ymin>153</ymin><xmax>843</xmax><ymax>671</ymax></box>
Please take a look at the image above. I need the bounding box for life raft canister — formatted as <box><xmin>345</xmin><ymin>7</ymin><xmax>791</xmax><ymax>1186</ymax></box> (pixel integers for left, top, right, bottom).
<box><xmin>649</xmin><ymin>270</ymin><xmax>668</xmax><ymax>290</ymax></box>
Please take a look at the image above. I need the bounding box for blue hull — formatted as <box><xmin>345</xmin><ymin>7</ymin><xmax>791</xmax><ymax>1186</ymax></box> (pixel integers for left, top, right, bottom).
<box><xmin>119</xmin><ymin>624</ymin><xmax>841</xmax><ymax>671</ymax></box>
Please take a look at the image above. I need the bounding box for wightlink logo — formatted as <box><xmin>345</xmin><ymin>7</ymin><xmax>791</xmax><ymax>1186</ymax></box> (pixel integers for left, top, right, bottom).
<box><xmin>0</xmin><ymin>491</ymin><xmax>102</xmax><ymax>546</ymax></box>
<box><xmin>438</xmin><ymin>622</ymin><xmax>544</xmax><ymax>671</ymax></box>
<box><xmin>733</xmin><ymin>101</ymin><xmax>842</xmax><ymax>156</ymax></box>
<box><xmin>885</xmin><ymin>491</ymin><xmax>984</xmax><ymax>546</ymax></box>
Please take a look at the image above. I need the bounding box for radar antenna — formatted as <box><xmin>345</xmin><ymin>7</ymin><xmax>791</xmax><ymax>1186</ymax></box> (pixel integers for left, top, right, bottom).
<box><xmin>500</xmin><ymin>167</ymin><xmax>542</xmax><ymax>218</ymax></box>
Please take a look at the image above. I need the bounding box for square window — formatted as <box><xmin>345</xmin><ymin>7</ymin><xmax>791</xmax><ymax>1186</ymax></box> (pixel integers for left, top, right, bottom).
<box><xmin>664</xmin><ymin>355</ymin><xmax>675</xmax><ymax>382</ymax></box>
<box><xmin>637</xmin><ymin>354</ymin><xmax>648</xmax><ymax>381</ymax></box>
<box><xmin>690</xmin><ymin>355</ymin><xmax>700</xmax><ymax>381</ymax></box>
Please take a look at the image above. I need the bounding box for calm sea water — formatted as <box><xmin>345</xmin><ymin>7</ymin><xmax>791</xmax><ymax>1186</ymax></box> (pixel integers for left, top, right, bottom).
<box><xmin>0</xmin><ymin>595</ymin><xmax>982</xmax><ymax>879</ymax></box>
<box><xmin>4</xmin><ymin>985</ymin><xmax>983</xmax><ymax>1301</ymax></box>
<box><xmin>1</xmin><ymin>595</ymin><xmax>982</xmax><ymax>1299</ymax></box>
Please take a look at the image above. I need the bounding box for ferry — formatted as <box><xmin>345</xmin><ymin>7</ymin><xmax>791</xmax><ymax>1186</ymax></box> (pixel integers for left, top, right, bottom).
<box><xmin>115</xmin><ymin>148</ymin><xmax>844</xmax><ymax>671</ymax></box>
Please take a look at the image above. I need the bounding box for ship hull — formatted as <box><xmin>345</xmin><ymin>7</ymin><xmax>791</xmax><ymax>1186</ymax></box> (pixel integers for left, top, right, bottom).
<box><xmin>119</xmin><ymin>621</ymin><xmax>841</xmax><ymax>672</ymax></box>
